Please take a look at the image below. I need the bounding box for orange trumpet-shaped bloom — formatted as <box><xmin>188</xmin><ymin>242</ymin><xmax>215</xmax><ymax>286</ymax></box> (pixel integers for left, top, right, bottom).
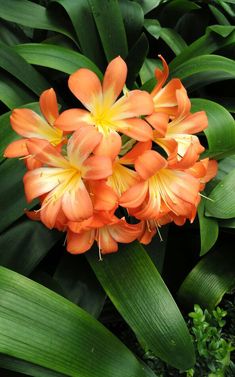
<box><xmin>120</xmin><ymin>150</ymin><xmax>202</xmax><ymax>221</ymax></box>
<box><xmin>4</xmin><ymin>89</ymin><xmax>64</xmax><ymax>169</ymax></box>
<box><xmin>150</xmin><ymin>55</ymin><xmax>186</xmax><ymax>117</ymax></box>
<box><xmin>67</xmin><ymin>212</ymin><xmax>142</xmax><ymax>256</ymax></box>
<box><xmin>55</xmin><ymin>56</ymin><xmax>154</xmax><ymax>158</ymax></box>
<box><xmin>23</xmin><ymin>126</ymin><xmax>112</xmax><ymax>229</ymax></box>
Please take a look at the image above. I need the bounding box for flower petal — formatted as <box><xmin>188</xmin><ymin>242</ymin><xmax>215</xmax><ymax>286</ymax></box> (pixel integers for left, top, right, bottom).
<box><xmin>67</xmin><ymin>229</ymin><xmax>95</xmax><ymax>254</ymax></box>
<box><xmin>112</xmin><ymin>90</ymin><xmax>154</xmax><ymax>119</ymax></box>
<box><xmin>109</xmin><ymin>219</ymin><xmax>141</xmax><ymax>243</ymax></box>
<box><xmin>26</xmin><ymin>139</ymin><xmax>70</xmax><ymax>168</ymax></box>
<box><xmin>146</xmin><ymin>112</ymin><xmax>169</xmax><ymax>136</ymax></box>
<box><xmin>118</xmin><ymin>118</ymin><xmax>153</xmax><ymax>141</ymax></box>
<box><xmin>152</xmin><ymin>55</ymin><xmax>169</xmax><ymax>96</ymax></box>
<box><xmin>98</xmin><ymin>227</ymin><xmax>118</xmax><ymax>254</ymax></box>
<box><xmin>120</xmin><ymin>181</ymin><xmax>148</xmax><ymax>208</ymax></box>
<box><xmin>169</xmin><ymin>111</ymin><xmax>208</xmax><ymax>135</ymax></box>
<box><xmin>83</xmin><ymin>155</ymin><xmax>112</xmax><ymax>180</ymax></box>
<box><xmin>93</xmin><ymin>131</ymin><xmax>122</xmax><ymax>160</ymax></box>
<box><xmin>10</xmin><ymin>108</ymin><xmax>51</xmax><ymax>138</ymax></box>
<box><xmin>62</xmin><ymin>179</ymin><xmax>93</xmax><ymax>221</ymax></box>
<box><xmin>39</xmin><ymin>88</ymin><xmax>59</xmax><ymax>126</ymax></box>
<box><xmin>68</xmin><ymin>68</ymin><xmax>102</xmax><ymax>111</ymax></box>
<box><xmin>67</xmin><ymin>125</ymin><xmax>102</xmax><ymax>167</ymax></box>
<box><xmin>119</xmin><ymin>141</ymin><xmax>152</xmax><ymax>165</ymax></box>
<box><xmin>55</xmin><ymin>109</ymin><xmax>91</xmax><ymax>131</ymax></box>
<box><xmin>88</xmin><ymin>181</ymin><xmax>118</xmax><ymax>211</ymax></box>
<box><xmin>102</xmin><ymin>56</ymin><xmax>127</xmax><ymax>106</ymax></box>
<box><xmin>135</xmin><ymin>150</ymin><xmax>167</xmax><ymax>180</ymax></box>
<box><xmin>40</xmin><ymin>194</ymin><xmax>63</xmax><ymax>229</ymax></box>
<box><xmin>152</xmin><ymin>79</ymin><xmax>183</xmax><ymax>116</ymax></box>
<box><xmin>4</xmin><ymin>139</ymin><xmax>28</xmax><ymax>158</ymax></box>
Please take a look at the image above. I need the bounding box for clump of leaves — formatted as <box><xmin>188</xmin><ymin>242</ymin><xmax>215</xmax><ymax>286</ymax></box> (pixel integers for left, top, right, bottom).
<box><xmin>187</xmin><ymin>304</ymin><xmax>234</xmax><ymax>377</ymax></box>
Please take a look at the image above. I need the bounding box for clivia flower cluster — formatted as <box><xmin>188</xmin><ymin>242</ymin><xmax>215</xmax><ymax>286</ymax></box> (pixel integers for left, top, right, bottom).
<box><xmin>4</xmin><ymin>56</ymin><xmax>217</xmax><ymax>257</ymax></box>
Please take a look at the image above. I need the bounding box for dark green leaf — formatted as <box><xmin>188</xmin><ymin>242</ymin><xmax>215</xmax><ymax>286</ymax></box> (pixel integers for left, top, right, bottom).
<box><xmin>191</xmin><ymin>98</ymin><xmax>235</xmax><ymax>160</ymax></box>
<box><xmin>0</xmin><ymin>266</ymin><xmax>154</xmax><ymax>377</ymax></box>
<box><xmin>197</xmin><ymin>198</ymin><xmax>219</xmax><ymax>256</ymax></box>
<box><xmin>209</xmin><ymin>4</ymin><xmax>230</xmax><ymax>25</ymax></box>
<box><xmin>119</xmin><ymin>0</ymin><xmax>144</xmax><ymax>47</ymax></box>
<box><xmin>87</xmin><ymin>242</ymin><xmax>195</xmax><ymax>370</ymax></box>
<box><xmin>0</xmin><ymin>0</ymin><xmax>76</xmax><ymax>42</ymax></box>
<box><xmin>178</xmin><ymin>245</ymin><xmax>235</xmax><ymax>310</ymax></box>
<box><xmin>135</xmin><ymin>0</ymin><xmax>165</xmax><ymax>14</ymax></box>
<box><xmin>206</xmin><ymin>168</ymin><xmax>235</xmax><ymax>219</ymax></box>
<box><xmin>126</xmin><ymin>32</ymin><xmax>149</xmax><ymax>88</ymax></box>
<box><xmin>14</xmin><ymin>43</ymin><xmax>102</xmax><ymax>77</ymax></box>
<box><xmin>88</xmin><ymin>0</ymin><xmax>128</xmax><ymax>60</ymax></box>
<box><xmin>170</xmin><ymin>55</ymin><xmax>235</xmax><ymax>91</ymax></box>
<box><xmin>54</xmin><ymin>254</ymin><xmax>106</xmax><ymax>317</ymax></box>
<box><xmin>0</xmin><ymin>219</ymin><xmax>62</xmax><ymax>275</ymax></box>
<box><xmin>0</xmin><ymin>73</ymin><xmax>35</xmax><ymax>109</ymax></box>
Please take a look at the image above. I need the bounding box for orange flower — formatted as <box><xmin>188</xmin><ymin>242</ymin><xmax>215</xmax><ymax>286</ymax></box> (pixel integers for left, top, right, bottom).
<box><xmin>55</xmin><ymin>56</ymin><xmax>153</xmax><ymax>159</ymax></box>
<box><xmin>120</xmin><ymin>150</ymin><xmax>202</xmax><ymax>221</ymax></box>
<box><xmin>4</xmin><ymin>89</ymin><xmax>64</xmax><ymax>169</ymax></box>
<box><xmin>67</xmin><ymin>212</ymin><xmax>142</xmax><ymax>256</ymax></box>
<box><xmin>23</xmin><ymin>126</ymin><xmax>112</xmax><ymax>229</ymax></box>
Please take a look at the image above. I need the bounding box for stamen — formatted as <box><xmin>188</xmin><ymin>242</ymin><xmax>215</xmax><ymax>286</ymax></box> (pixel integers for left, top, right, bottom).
<box><xmin>19</xmin><ymin>154</ymin><xmax>33</xmax><ymax>160</ymax></box>
<box><xmin>98</xmin><ymin>231</ymin><xmax>103</xmax><ymax>261</ymax></box>
<box><xmin>199</xmin><ymin>193</ymin><xmax>214</xmax><ymax>202</ymax></box>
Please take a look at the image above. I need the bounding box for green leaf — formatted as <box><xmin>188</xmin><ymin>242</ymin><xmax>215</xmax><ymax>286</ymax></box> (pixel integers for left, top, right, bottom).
<box><xmin>126</xmin><ymin>32</ymin><xmax>149</xmax><ymax>88</ymax></box>
<box><xmin>87</xmin><ymin>242</ymin><xmax>195</xmax><ymax>370</ymax></box>
<box><xmin>0</xmin><ymin>73</ymin><xmax>35</xmax><ymax>109</ymax></box>
<box><xmin>135</xmin><ymin>0</ymin><xmax>165</xmax><ymax>14</ymax></box>
<box><xmin>0</xmin><ymin>159</ymin><xmax>35</xmax><ymax>232</ymax></box>
<box><xmin>0</xmin><ymin>45</ymin><xmax>49</xmax><ymax>96</ymax></box>
<box><xmin>170</xmin><ymin>25</ymin><xmax>235</xmax><ymax>71</ymax></box>
<box><xmin>50</xmin><ymin>0</ymin><xmax>105</xmax><ymax>69</ymax></box>
<box><xmin>191</xmin><ymin>98</ymin><xmax>235</xmax><ymax>160</ymax></box>
<box><xmin>0</xmin><ymin>0</ymin><xmax>76</xmax><ymax>42</ymax></box>
<box><xmin>139</xmin><ymin>58</ymin><xmax>159</xmax><ymax>84</ymax></box>
<box><xmin>170</xmin><ymin>54</ymin><xmax>235</xmax><ymax>91</ymax></box>
<box><xmin>197</xmin><ymin>198</ymin><xmax>219</xmax><ymax>256</ymax></box>
<box><xmin>209</xmin><ymin>4</ymin><xmax>230</xmax><ymax>25</ymax></box>
<box><xmin>205</xmin><ymin>168</ymin><xmax>235</xmax><ymax>219</ymax></box>
<box><xmin>159</xmin><ymin>0</ymin><xmax>200</xmax><ymax>28</ymax></box>
<box><xmin>14</xmin><ymin>43</ymin><xmax>102</xmax><ymax>77</ymax></box>
<box><xmin>0</xmin><ymin>354</ymin><xmax>66</xmax><ymax>377</ymax></box>
<box><xmin>0</xmin><ymin>20</ymin><xmax>29</xmax><ymax>46</ymax></box>
<box><xmin>0</xmin><ymin>266</ymin><xmax>154</xmax><ymax>377</ymax></box>
<box><xmin>53</xmin><ymin>254</ymin><xmax>106</xmax><ymax>317</ymax></box>
<box><xmin>178</xmin><ymin>246</ymin><xmax>235</xmax><ymax>310</ymax></box>
<box><xmin>88</xmin><ymin>0</ymin><xmax>128</xmax><ymax>61</ymax></box>
<box><xmin>119</xmin><ymin>0</ymin><xmax>144</xmax><ymax>48</ymax></box>
<box><xmin>0</xmin><ymin>219</ymin><xmax>62</xmax><ymax>275</ymax></box>
<box><xmin>144</xmin><ymin>19</ymin><xmax>187</xmax><ymax>55</ymax></box>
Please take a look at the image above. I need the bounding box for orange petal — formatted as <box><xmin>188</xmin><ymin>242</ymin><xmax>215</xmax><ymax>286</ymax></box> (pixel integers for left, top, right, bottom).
<box><xmin>83</xmin><ymin>155</ymin><xmax>112</xmax><ymax>180</ymax></box>
<box><xmin>152</xmin><ymin>55</ymin><xmax>169</xmax><ymax>96</ymax></box>
<box><xmin>67</xmin><ymin>229</ymin><xmax>95</xmax><ymax>254</ymax></box>
<box><xmin>23</xmin><ymin>167</ymin><xmax>65</xmax><ymax>202</ymax></box>
<box><xmin>98</xmin><ymin>227</ymin><xmax>118</xmax><ymax>254</ymax></box>
<box><xmin>68</xmin><ymin>68</ymin><xmax>102</xmax><ymax>111</ymax></box>
<box><xmin>119</xmin><ymin>141</ymin><xmax>152</xmax><ymax>165</ymax></box>
<box><xmin>62</xmin><ymin>179</ymin><xmax>93</xmax><ymax>221</ymax></box>
<box><xmin>26</xmin><ymin>139</ymin><xmax>70</xmax><ymax>168</ymax></box>
<box><xmin>109</xmin><ymin>219</ymin><xmax>141</xmax><ymax>243</ymax></box>
<box><xmin>10</xmin><ymin>108</ymin><xmax>49</xmax><ymax>138</ymax></box>
<box><xmin>170</xmin><ymin>111</ymin><xmax>208</xmax><ymax>135</ymax></box>
<box><xmin>146</xmin><ymin>112</ymin><xmax>169</xmax><ymax>136</ymax></box>
<box><xmin>39</xmin><ymin>88</ymin><xmax>59</xmax><ymax>126</ymax></box>
<box><xmin>88</xmin><ymin>180</ymin><xmax>118</xmax><ymax>211</ymax></box>
<box><xmin>55</xmin><ymin>109</ymin><xmax>91</xmax><ymax>131</ymax></box>
<box><xmin>67</xmin><ymin>126</ymin><xmax>102</xmax><ymax>167</ymax></box>
<box><xmin>152</xmin><ymin>78</ymin><xmax>183</xmax><ymax>116</ymax></box>
<box><xmin>113</xmin><ymin>90</ymin><xmax>154</xmax><ymax>118</ymax></box>
<box><xmin>120</xmin><ymin>181</ymin><xmax>148</xmax><ymax>208</ymax></box>
<box><xmin>102</xmin><ymin>56</ymin><xmax>127</xmax><ymax>106</ymax></box>
<box><xmin>119</xmin><ymin>118</ymin><xmax>153</xmax><ymax>141</ymax></box>
<box><xmin>4</xmin><ymin>139</ymin><xmax>28</xmax><ymax>158</ymax></box>
<box><xmin>93</xmin><ymin>131</ymin><xmax>122</xmax><ymax>160</ymax></box>
<box><xmin>135</xmin><ymin>150</ymin><xmax>167</xmax><ymax>180</ymax></box>
<box><xmin>40</xmin><ymin>194</ymin><xmax>63</xmax><ymax>229</ymax></box>
<box><xmin>154</xmin><ymin>137</ymin><xmax>178</xmax><ymax>160</ymax></box>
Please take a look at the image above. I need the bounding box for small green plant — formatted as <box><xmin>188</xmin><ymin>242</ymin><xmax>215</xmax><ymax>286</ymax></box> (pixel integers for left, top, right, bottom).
<box><xmin>187</xmin><ymin>304</ymin><xmax>234</xmax><ymax>377</ymax></box>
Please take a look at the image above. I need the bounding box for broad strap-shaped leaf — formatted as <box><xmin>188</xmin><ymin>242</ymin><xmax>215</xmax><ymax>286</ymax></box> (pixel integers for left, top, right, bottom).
<box><xmin>126</xmin><ymin>32</ymin><xmax>149</xmax><ymax>88</ymax></box>
<box><xmin>170</xmin><ymin>54</ymin><xmax>235</xmax><ymax>91</ymax></box>
<box><xmin>0</xmin><ymin>0</ymin><xmax>76</xmax><ymax>42</ymax></box>
<box><xmin>119</xmin><ymin>0</ymin><xmax>144</xmax><ymax>48</ymax></box>
<box><xmin>0</xmin><ymin>219</ymin><xmax>62</xmax><ymax>275</ymax></box>
<box><xmin>0</xmin><ymin>73</ymin><xmax>35</xmax><ymax>109</ymax></box>
<box><xmin>0</xmin><ymin>266</ymin><xmax>155</xmax><ymax>377</ymax></box>
<box><xmin>87</xmin><ymin>242</ymin><xmax>195</xmax><ymax>370</ymax></box>
<box><xmin>88</xmin><ymin>0</ymin><xmax>128</xmax><ymax>60</ymax></box>
<box><xmin>170</xmin><ymin>25</ymin><xmax>235</xmax><ymax>70</ymax></box>
<box><xmin>197</xmin><ymin>198</ymin><xmax>219</xmax><ymax>256</ymax></box>
<box><xmin>206</xmin><ymin>168</ymin><xmax>235</xmax><ymax>219</ymax></box>
<box><xmin>0</xmin><ymin>45</ymin><xmax>49</xmax><ymax>95</ymax></box>
<box><xmin>135</xmin><ymin>0</ymin><xmax>164</xmax><ymax>14</ymax></box>
<box><xmin>0</xmin><ymin>354</ymin><xmax>67</xmax><ymax>377</ymax></box>
<box><xmin>50</xmin><ymin>0</ymin><xmax>105</xmax><ymax>69</ymax></box>
<box><xmin>178</xmin><ymin>245</ymin><xmax>235</xmax><ymax>310</ymax></box>
<box><xmin>191</xmin><ymin>98</ymin><xmax>235</xmax><ymax>160</ymax></box>
<box><xmin>53</xmin><ymin>254</ymin><xmax>106</xmax><ymax>317</ymax></box>
<box><xmin>144</xmin><ymin>19</ymin><xmax>187</xmax><ymax>55</ymax></box>
<box><xmin>209</xmin><ymin>4</ymin><xmax>230</xmax><ymax>25</ymax></box>
<box><xmin>14</xmin><ymin>43</ymin><xmax>102</xmax><ymax>77</ymax></box>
